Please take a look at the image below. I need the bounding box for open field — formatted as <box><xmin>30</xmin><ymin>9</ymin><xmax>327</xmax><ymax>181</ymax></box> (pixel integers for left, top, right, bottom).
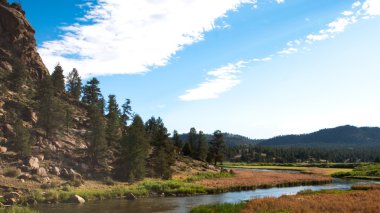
<box><xmin>195</xmin><ymin>170</ymin><xmax>331</xmax><ymax>192</ymax></box>
<box><xmin>222</xmin><ymin>163</ymin><xmax>353</xmax><ymax>176</ymax></box>
<box><xmin>241</xmin><ymin>189</ymin><xmax>380</xmax><ymax>213</ymax></box>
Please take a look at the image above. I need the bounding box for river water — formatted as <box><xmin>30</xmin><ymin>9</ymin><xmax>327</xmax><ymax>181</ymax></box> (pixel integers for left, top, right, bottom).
<box><xmin>36</xmin><ymin>171</ymin><xmax>380</xmax><ymax>213</ymax></box>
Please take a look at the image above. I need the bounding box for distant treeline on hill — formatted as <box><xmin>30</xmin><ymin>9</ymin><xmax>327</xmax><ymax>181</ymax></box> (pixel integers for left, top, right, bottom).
<box><xmin>225</xmin><ymin>125</ymin><xmax>380</xmax><ymax>163</ymax></box>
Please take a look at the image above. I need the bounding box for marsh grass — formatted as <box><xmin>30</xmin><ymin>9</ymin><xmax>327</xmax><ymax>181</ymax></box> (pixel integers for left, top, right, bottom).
<box><xmin>186</xmin><ymin>171</ymin><xmax>234</xmax><ymax>182</ymax></box>
<box><xmin>190</xmin><ymin>202</ymin><xmax>247</xmax><ymax>213</ymax></box>
<box><xmin>241</xmin><ymin>189</ymin><xmax>380</xmax><ymax>213</ymax></box>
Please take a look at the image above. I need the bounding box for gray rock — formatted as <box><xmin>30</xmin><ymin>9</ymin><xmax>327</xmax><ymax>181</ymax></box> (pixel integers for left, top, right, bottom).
<box><xmin>52</xmin><ymin>166</ymin><xmax>60</xmax><ymax>176</ymax></box>
<box><xmin>36</xmin><ymin>167</ymin><xmax>48</xmax><ymax>177</ymax></box>
<box><xmin>28</xmin><ymin>157</ymin><xmax>39</xmax><ymax>169</ymax></box>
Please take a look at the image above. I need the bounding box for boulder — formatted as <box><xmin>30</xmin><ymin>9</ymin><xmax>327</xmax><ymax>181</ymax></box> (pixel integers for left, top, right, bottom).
<box><xmin>69</xmin><ymin>168</ymin><xmax>83</xmax><ymax>181</ymax></box>
<box><xmin>0</xmin><ymin>137</ymin><xmax>7</xmax><ymax>143</ymax></box>
<box><xmin>0</xmin><ymin>146</ymin><xmax>7</xmax><ymax>153</ymax></box>
<box><xmin>28</xmin><ymin>156</ymin><xmax>39</xmax><ymax>169</ymax></box>
<box><xmin>36</xmin><ymin>167</ymin><xmax>48</xmax><ymax>177</ymax></box>
<box><xmin>4</xmin><ymin>124</ymin><xmax>14</xmax><ymax>136</ymax></box>
<box><xmin>51</xmin><ymin>166</ymin><xmax>60</xmax><ymax>176</ymax></box>
<box><xmin>18</xmin><ymin>173</ymin><xmax>32</xmax><ymax>179</ymax></box>
<box><xmin>36</xmin><ymin>154</ymin><xmax>44</xmax><ymax>161</ymax></box>
<box><xmin>72</xmin><ymin>195</ymin><xmax>85</xmax><ymax>204</ymax></box>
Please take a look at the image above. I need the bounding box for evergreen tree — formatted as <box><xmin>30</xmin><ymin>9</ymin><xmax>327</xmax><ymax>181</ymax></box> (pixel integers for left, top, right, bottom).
<box><xmin>12</xmin><ymin>119</ymin><xmax>31</xmax><ymax>157</ymax></box>
<box><xmin>146</xmin><ymin>117</ymin><xmax>175</xmax><ymax>179</ymax></box>
<box><xmin>82</xmin><ymin>77</ymin><xmax>104</xmax><ymax>113</ymax></box>
<box><xmin>116</xmin><ymin>115</ymin><xmax>149</xmax><ymax>181</ymax></box>
<box><xmin>87</xmin><ymin>106</ymin><xmax>107</xmax><ymax>167</ymax></box>
<box><xmin>182</xmin><ymin>142</ymin><xmax>191</xmax><ymax>156</ymax></box>
<box><xmin>121</xmin><ymin>98</ymin><xmax>133</xmax><ymax>127</ymax></box>
<box><xmin>9</xmin><ymin>58</ymin><xmax>27</xmax><ymax>92</ymax></box>
<box><xmin>51</xmin><ymin>64</ymin><xmax>65</xmax><ymax>93</ymax></box>
<box><xmin>66</xmin><ymin>68</ymin><xmax>82</xmax><ymax>100</ymax></box>
<box><xmin>37</xmin><ymin>76</ymin><xmax>64</xmax><ymax>138</ymax></box>
<box><xmin>172</xmin><ymin>130</ymin><xmax>182</xmax><ymax>153</ymax></box>
<box><xmin>208</xmin><ymin>130</ymin><xmax>226</xmax><ymax>166</ymax></box>
<box><xmin>197</xmin><ymin>131</ymin><xmax>208</xmax><ymax>161</ymax></box>
<box><xmin>188</xmin><ymin>127</ymin><xmax>197</xmax><ymax>158</ymax></box>
<box><xmin>64</xmin><ymin>105</ymin><xmax>73</xmax><ymax>133</ymax></box>
<box><xmin>106</xmin><ymin>95</ymin><xmax>122</xmax><ymax>148</ymax></box>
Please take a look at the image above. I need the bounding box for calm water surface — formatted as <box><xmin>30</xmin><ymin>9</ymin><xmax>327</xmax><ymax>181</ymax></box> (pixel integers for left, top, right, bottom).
<box><xmin>36</xmin><ymin>170</ymin><xmax>380</xmax><ymax>213</ymax></box>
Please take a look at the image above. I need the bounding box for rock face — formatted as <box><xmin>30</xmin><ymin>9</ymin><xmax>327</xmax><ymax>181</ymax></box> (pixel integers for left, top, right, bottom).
<box><xmin>28</xmin><ymin>156</ymin><xmax>39</xmax><ymax>169</ymax></box>
<box><xmin>0</xmin><ymin>2</ymin><xmax>49</xmax><ymax>80</ymax></box>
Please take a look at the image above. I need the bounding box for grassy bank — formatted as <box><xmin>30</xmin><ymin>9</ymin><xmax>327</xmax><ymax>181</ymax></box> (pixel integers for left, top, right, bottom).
<box><xmin>0</xmin><ymin>206</ymin><xmax>39</xmax><ymax>213</ymax></box>
<box><xmin>332</xmin><ymin>163</ymin><xmax>380</xmax><ymax>179</ymax></box>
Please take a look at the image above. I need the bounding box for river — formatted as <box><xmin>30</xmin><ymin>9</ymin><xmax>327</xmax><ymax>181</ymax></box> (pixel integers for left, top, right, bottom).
<box><xmin>36</xmin><ymin>170</ymin><xmax>380</xmax><ymax>213</ymax></box>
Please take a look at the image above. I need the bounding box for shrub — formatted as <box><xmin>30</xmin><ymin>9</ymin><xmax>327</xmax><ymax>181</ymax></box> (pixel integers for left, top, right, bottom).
<box><xmin>3</xmin><ymin>168</ymin><xmax>21</xmax><ymax>178</ymax></box>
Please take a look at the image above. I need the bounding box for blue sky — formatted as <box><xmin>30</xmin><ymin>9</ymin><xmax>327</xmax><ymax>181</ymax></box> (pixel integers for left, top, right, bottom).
<box><xmin>16</xmin><ymin>0</ymin><xmax>380</xmax><ymax>138</ymax></box>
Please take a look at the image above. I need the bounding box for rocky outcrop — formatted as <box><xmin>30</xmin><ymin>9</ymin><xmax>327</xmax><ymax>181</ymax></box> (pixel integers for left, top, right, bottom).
<box><xmin>0</xmin><ymin>2</ymin><xmax>49</xmax><ymax>80</ymax></box>
<box><xmin>72</xmin><ymin>195</ymin><xmax>85</xmax><ymax>204</ymax></box>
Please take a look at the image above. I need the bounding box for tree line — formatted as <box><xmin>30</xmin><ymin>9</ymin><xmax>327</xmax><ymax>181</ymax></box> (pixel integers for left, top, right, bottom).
<box><xmin>6</xmin><ymin>62</ymin><xmax>226</xmax><ymax>182</ymax></box>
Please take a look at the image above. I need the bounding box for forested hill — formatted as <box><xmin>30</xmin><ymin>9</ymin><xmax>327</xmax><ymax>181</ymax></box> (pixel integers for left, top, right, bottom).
<box><xmin>179</xmin><ymin>133</ymin><xmax>259</xmax><ymax>147</ymax></box>
<box><xmin>258</xmin><ymin>125</ymin><xmax>380</xmax><ymax>148</ymax></box>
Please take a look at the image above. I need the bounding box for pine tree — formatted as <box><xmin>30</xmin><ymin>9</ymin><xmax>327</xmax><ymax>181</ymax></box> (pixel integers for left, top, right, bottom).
<box><xmin>66</xmin><ymin>68</ymin><xmax>82</xmax><ymax>100</ymax></box>
<box><xmin>82</xmin><ymin>77</ymin><xmax>104</xmax><ymax>113</ymax></box>
<box><xmin>51</xmin><ymin>64</ymin><xmax>65</xmax><ymax>93</ymax></box>
<box><xmin>37</xmin><ymin>76</ymin><xmax>64</xmax><ymax>138</ymax></box>
<box><xmin>182</xmin><ymin>142</ymin><xmax>191</xmax><ymax>156</ymax></box>
<box><xmin>116</xmin><ymin>115</ymin><xmax>149</xmax><ymax>181</ymax></box>
<box><xmin>9</xmin><ymin>58</ymin><xmax>27</xmax><ymax>92</ymax></box>
<box><xmin>106</xmin><ymin>95</ymin><xmax>122</xmax><ymax>148</ymax></box>
<box><xmin>121</xmin><ymin>99</ymin><xmax>133</xmax><ymax>131</ymax></box>
<box><xmin>188</xmin><ymin>127</ymin><xmax>197</xmax><ymax>158</ymax></box>
<box><xmin>12</xmin><ymin>119</ymin><xmax>31</xmax><ymax>157</ymax></box>
<box><xmin>64</xmin><ymin>105</ymin><xmax>73</xmax><ymax>133</ymax></box>
<box><xmin>208</xmin><ymin>130</ymin><xmax>226</xmax><ymax>166</ymax></box>
<box><xmin>87</xmin><ymin>106</ymin><xmax>107</xmax><ymax>167</ymax></box>
<box><xmin>146</xmin><ymin>117</ymin><xmax>175</xmax><ymax>179</ymax></box>
<box><xmin>172</xmin><ymin>130</ymin><xmax>182</xmax><ymax>153</ymax></box>
<box><xmin>197</xmin><ymin>131</ymin><xmax>208</xmax><ymax>161</ymax></box>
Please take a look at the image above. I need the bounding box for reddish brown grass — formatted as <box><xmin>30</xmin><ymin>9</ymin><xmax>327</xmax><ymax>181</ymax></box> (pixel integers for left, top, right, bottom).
<box><xmin>351</xmin><ymin>184</ymin><xmax>380</xmax><ymax>190</ymax></box>
<box><xmin>241</xmin><ymin>190</ymin><xmax>380</xmax><ymax>213</ymax></box>
<box><xmin>195</xmin><ymin>170</ymin><xmax>331</xmax><ymax>190</ymax></box>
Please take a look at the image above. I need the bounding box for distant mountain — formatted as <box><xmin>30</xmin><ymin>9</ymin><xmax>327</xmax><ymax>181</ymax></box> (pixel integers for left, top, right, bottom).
<box><xmin>179</xmin><ymin>133</ymin><xmax>259</xmax><ymax>147</ymax></box>
<box><xmin>258</xmin><ymin>125</ymin><xmax>380</xmax><ymax>148</ymax></box>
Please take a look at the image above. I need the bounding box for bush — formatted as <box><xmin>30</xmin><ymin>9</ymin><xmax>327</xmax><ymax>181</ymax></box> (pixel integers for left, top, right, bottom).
<box><xmin>3</xmin><ymin>168</ymin><xmax>21</xmax><ymax>178</ymax></box>
<box><xmin>102</xmin><ymin>177</ymin><xmax>115</xmax><ymax>186</ymax></box>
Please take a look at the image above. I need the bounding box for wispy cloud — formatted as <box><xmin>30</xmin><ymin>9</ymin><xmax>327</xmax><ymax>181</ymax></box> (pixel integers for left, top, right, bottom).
<box><xmin>179</xmin><ymin>61</ymin><xmax>245</xmax><ymax>101</ymax></box>
<box><xmin>39</xmin><ymin>0</ymin><xmax>256</xmax><ymax>77</ymax></box>
<box><xmin>275</xmin><ymin>0</ymin><xmax>285</xmax><ymax>4</ymax></box>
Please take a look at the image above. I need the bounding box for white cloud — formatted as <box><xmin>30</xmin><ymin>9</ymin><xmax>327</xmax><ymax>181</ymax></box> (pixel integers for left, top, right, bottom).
<box><xmin>39</xmin><ymin>0</ymin><xmax>256</xmax><ymax>77</ymax></box>
<box><xmin>352</xmin><ymin>1</ymin><xmax>361</xmax><ymax>8</ymax></box>
<box><xmin>363</xmin><ymin>0</ymin><xmax>380</xmax><ymax>15</ymax></box>
<box><xmin>275</xmin><ymin>0</ymin><xmax>285</xmax><ymax>4</ymax></box>
<box><xmin>278</xmin><ymin>47</ymin><xmax>298</xmax><ymax>55</ymax></box>
<box><xmin>253</xmin><ymin>57</ymin><xmax>272</xmax><ymax>62</ymax></box>
<box><xmin>179</xmin><ymin>61</ymin><xmax>245</xmax><ymax>101</ymax></box>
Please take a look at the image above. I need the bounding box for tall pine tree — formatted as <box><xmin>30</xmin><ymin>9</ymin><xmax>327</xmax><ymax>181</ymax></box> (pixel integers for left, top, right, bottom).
<box><xmin>197</xmin><ymin>131</ymin><xmax>208</xmax><ymax>161</ymax></box>
<box><xmin>66</xmin><ymin>68</ymin><xmax>82</xmax><ymax>100</ymax></box>
<box><xmin>82</xmin><ymin>78</ymin><xmax>104</xmax><ymax>113</ymax></box>
<box><xmin>116</xmin><ymin>115</ymin><xmax>149</xmax><ymax>181</ymax></box>
<box><xmin>51</xmin><ymin>64</ymin><xmax>65</xmax><ymax>93</ymax></box>
<box><xmin>106</xmin><ymin>95</ymin><xmax>122</xmax><ymax>148</ymax></box>
<box><xmin>37</xmin><ymin>76</ymin><xmax>64</xmax><ymax>138</ymax></box>
<box><xmin>87</xmin><ymin>106</ymin><xmax>107</xmax><ymax>167</ymax></box>
<box><xmin>12</xmin><ymin>119</ymin><xmax>31</xmax><ymax>157</ymax></box>
<box><xmin>208</xmin><ymin>130</ymin><xmax>226</xmax><ymax>166</ymax></box>
<box><xmin>172</xmin><ymin>130</ymin><xmax>182</xmax><ymax>154</ymax></box>
<box><xmin>188</xmin><ymin>127</ymin><xmax>197</xmax><ymax>158</ymax></box>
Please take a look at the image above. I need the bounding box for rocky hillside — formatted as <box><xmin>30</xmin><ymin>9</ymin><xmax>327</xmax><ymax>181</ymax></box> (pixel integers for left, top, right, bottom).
<box><xmin>0</xmin><ymin>1</ymin><xmax>48</xmax><ymax>81</ymax></box>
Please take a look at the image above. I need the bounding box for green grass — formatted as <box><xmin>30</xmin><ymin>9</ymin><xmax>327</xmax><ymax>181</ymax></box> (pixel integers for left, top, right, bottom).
<box><xmin>0</xmin><ymin>206</ymin><xmax>39</xmax><ymax>213</ymax></box>
<box><xmin>331</xmin><ymin>163</ymin><xmax>380</xmax><ymax>179</ymax></box>
<box><xmin>222</xmin><ymin>162</ymin><xmax>360</xmax><ymax>169</ymax></box>
<box><xmin>190</xmin><ymin>202</ymin><xmax>247</xmax><ymax>213</ymax></box>
<box><xmin>25</xmin><ymin>179</ymin><xmax>207</xmax><ymax>203</ymax></box>
<box><xmin>186</xmin><ymin>171</ymin><xmax>234</xmax><ymax>182</ymax></box>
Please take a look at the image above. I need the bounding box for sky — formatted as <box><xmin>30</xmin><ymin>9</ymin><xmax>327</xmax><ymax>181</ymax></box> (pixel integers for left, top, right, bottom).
<box><xmin>13</xmin><ymin>0</ymin><xmax>380</xmax><ymax>139</ymax></box>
